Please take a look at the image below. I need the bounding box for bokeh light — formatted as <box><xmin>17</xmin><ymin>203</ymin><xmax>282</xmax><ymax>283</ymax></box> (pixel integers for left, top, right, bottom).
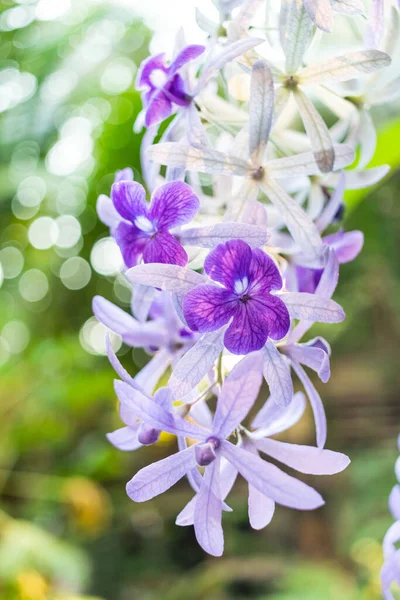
<box><xmin>18</xmin><ymin>268</ymin><xmax>49</xmax><ymax>302</ymax></box>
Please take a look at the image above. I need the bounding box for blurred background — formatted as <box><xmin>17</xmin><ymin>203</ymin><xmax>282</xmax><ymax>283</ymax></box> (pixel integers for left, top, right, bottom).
<box><xmin>0</xmin><ymin>0</ymin><xmax>400</xmax><ymax>598</ymax></box>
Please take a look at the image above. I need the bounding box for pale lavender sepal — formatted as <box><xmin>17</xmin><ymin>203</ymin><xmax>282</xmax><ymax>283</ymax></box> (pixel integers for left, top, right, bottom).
<box><xmin>262</xmin><ymin>341</ymin><xmax>294</xmax><ymax>407</ymax></box>
<box><xmin>253</xmin><ymin>437</ymin><xmax>350</xmax><ymax>475</ymax></box>
<box><xmin>251</xmin><ymin>391</ymin><xmax>306</xmax><ymax>435</ymax></box>
<box><xmin>213</xmin><ymin>353</ymin><xmax>264</xmax><ymax>439</ymax></box>
<box><xmin>107</xmin><ymin>426</ymin><xmax>142</xmax><ymax>452</ymax></box>
<box><xmin>292</xmin><ymin>361</ymin><xmax>327</xmax><ymax>449</ymax></box>
<box><xmin>220</xmin><ymin>440</ymin><xmax>325</xmax><ymax>510</ymax></box>
<box><xmin>194</xmin><ymin>457</ymin><xmax>224</xmax><ymax>556</ymax></box>
<box><xmin>389</xmin><ymin>486</ymin><xmax>400</xmax><ymax>521</ymax></box>
<box><xmin>126</xmin><ymin>446</ymin><xmax>197</xmax><ymax>502</ymax></box>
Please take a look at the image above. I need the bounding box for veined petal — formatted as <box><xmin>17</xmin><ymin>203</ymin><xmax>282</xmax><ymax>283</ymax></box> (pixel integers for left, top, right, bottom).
<box><xmin>281</xmin><ymin>292</ymin><xmax>345</xmax><ymax>323</ymax></box>
<box><xmin>133</xmin><ymin>349</ymin><xmax>172</xmax><ymax>396</ymax></box>
<box><xmin>213</xmin><ymin>353</ymin><xmax>264</xmax><ymax>439</ymax></box>
<box><xmin>204</xmin><ymin>239</ymin><xmax>253</xmax><ymax>288</ymax></box>
<box><xmin>251</xmin><ymin>391</ymin><xmax>306</xmax><ymax>434</ymax></box>
<box><xmin>143</xmin><ymin>232</ymin><xmax>188</xmax><ymax>266</ymax></box>
<box><xmin>97</xmin><ymin>194</ymin><xmax>121</xmax><ymax>230</ymax></box>
<box><xmin>149</xmin><ymin>181</ymin><xmax>200</xmax><ymax>230</ymax></box>
<box><xmin>262</xmin><ymin>340</ymin><xmax>294</xmax><ymax>407</ymax></box>
<box><xmin>333</xmin><ymin>0</ymin><xmax>364</xmax><ymax>15</ymax></box>
<box><xmin>316</xmin><ymin>171</ymin><xmax>346</xmax><ymax>233</ymax></box>
<box><xmin>291</xmin><ymin>361</ymin><xmax>327</xmax><ymax>448</ymax></box>
<box><xmin>126</xmin><ymin>263</ymin><xmax>208</xmax><ymax>293</ymax></box>
<box><xmin>169</xmin><ymin>330</ymin><xmax>226</xmax><ymax>399</ymax></box>
<box><xmin>302</xmin><ymin>0</ymin><xmax>333</xmax><ymax>32</ymax></box>
<box><xmin>224</xmin><ymin>301</ymin><xmax>271</xmax><ymax>354</ymax></box>
<box><xmin>114</xmin><ymin>380</ymin><xmax>206</xmax><ymax>440</ymax></box>
<box><xmin>294</xmin><ymin>88</ymin><xmax>334</xmax><ymax>173</ymax></box>
<box><xmin>323</xmin><ymin>230</ymin><xmax>364</xmax><ymax>264</ymax></box>
<box><xmin>298</xmin><ymin>50</ymin><xmax>391</xmax><ymax>85</ymax></box>
<box><xmin>241</xmin><ymin>438</ymin><xmax>275</xmax><ymax>530</ymax></box>
<box><xmin>261</xmin><ymin>179</ymin><xmax>323</xmax><ymax>261</ymax></box>
<box><xmin>107</xmin><ymin>426</ymin><xmax>142</xmax><ymax>452</ymax></box>
<box><xmin>248</xmin><ymin>249</ymin><xmax>283</xmax><ymax>293</ymax></box>
<box><xmin>148</xmin><ymin>143</ymin><xmax>251</xmax><ymax>176</ymax></box>
<box><xmin>266</xmin><ymin>144</ymin><xmax>355</xmax><ymax>178</ymax></box>
<box><xmin>145</xmin><ymin>90</ymin><xmax>174</xmax><ymax>127</ymax></box>
<box><xmin>254</xmin><ymin>437</ymin><xmax>350</xmax><ymax>475</ymax></box>
<box><xmin>126</xmin><ymin>446</ymin><xmax>197</xmax><ymax>502</ymax></box>
<box><xmin>280</xmin><ymin>0</ymin><xmax>315</xmax><ymax>74</ymax></box>
<box><xmin>221</xmin><ymin>440</ymin><xmax>324</xmax><ymax>509</ymax></box>
<box><xmin>249</xmin><ymin>60</ymin><xmax>274</xmax><ymax>164</ymax></box>
<box><xmin>195</xmin><ymin>37</ymin><xmax>265</xmax><ymax>92</ymax></box>
<box><xmin>194</xmin><ymin>457</ymin><xmax>224</xmax><ymax>557</ymax></box>
<box><xmin>111</xmin><ymin>180</ymin><xmax>147</xmax><ymax>222</ymax></box>
<box><xmin>183</xmin><ymin>285</ymin><xmax>237</xmax><ymax>333</ymax></box>
<box><xmin>253</xmin><ymin>294</ymin><xmax>291</xmax><ymax>341</ymax></box>
<box><xmin>114</xmin><ymin>222</ymin><xmax>148</xmax><ymax>268</ymax></box>
<box><xmin>281</xmin><ymin>342</ymin><xmax>330</xmax><ymax>382</ymax></box>
<box><xmin>131</xmin><ymin>284</ymin><xmax>155</xmax><ymax>323</ymax></box>
<box><xmin>93</xmin><ymin>296</ymin><xmax>169</xmax><ymax>348</ymax></box>
<box><xmin>180</xmin><ymin>223</ymin><xmax>268</xmax><ymax>249</ymax></box>
<box><xmin>169</xmin><ymin>44</ymin><xmax>205</xmax><ymax>74</ymax></box>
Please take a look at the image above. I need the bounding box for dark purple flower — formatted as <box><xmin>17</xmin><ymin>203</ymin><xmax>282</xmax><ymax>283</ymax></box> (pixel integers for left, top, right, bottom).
<box><xmin>111</xmin><ymin>180</ymin><xmax>200</xmax><ymax>268</ymax></box>
<box><xmin>183</xmin><ymin>240</ymin><xmax>290</xmax><ymax>355</ymax></box>
<box><xmin>296</xmin><ymin>229</ymin><xmax>364</xmax><ymax>294</ymax></box>
<box><xmin>137</xmin><ymin>45</ymin><xmax>205</xmax><ymax>127</ymax></box>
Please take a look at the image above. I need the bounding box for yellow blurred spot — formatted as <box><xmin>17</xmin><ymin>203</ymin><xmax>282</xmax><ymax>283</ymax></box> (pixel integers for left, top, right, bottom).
<box><xmin>228</xmin><ymin>73</ymin><xmax>250</xmax><ymax>102</ymax></box>
<box><xmin>16</xmin><ymin>570</ymin><xmax>49</xmax><ymax>600</ymax></box>
<box><xmin>61</xmin><ymin>477</ymin><xmax>111</xmax><ymax>536</ymax></box>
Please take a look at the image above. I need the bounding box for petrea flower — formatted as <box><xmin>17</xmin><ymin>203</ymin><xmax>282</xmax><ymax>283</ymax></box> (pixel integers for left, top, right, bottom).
<box><xmin>111</xmin><ymin>180</ymin><xmax>200</xmax><ymax>267</ymax></box>
<box><xmin>137</xmin><ymin>45</ymin><xmax>205</xmax><ymax>128</ymax></box>
<box><xmin>121</xmin><ymin>353</ymin><xmax>330</xmax><ymax>556</ymax></box>
<box><xmin>183</xmin><ymin>239</ymin><xmax>291</xmax><ymax>355</ymax></box>
<box><xmin>177</xmin><ymin>391</ymin><xmax>350</xmax><ymax>532</ymax></box>
<box><xmin>149</xmin><ymin>60</ymin><xmax>357</xmax><ymax>261</ymax></box>
<box><xmin>93</xmin><ymin>292</ymin><xmax>197</xmax><ymax>395</ymax></box>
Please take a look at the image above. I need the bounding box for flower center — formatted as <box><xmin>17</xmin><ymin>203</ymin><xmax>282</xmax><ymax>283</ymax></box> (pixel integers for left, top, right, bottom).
<box><xmin>234</xmin><ymin>277</ymin><xmax>249</xmax><ymax>295</ymax></box>
<box><xmin>195</xmin><ymin>437</ymin><xmax>220</xmax><ymax>467</ymax></box>
<box><xmin>134</xmin><ymin>215</ymin><xmax>156</xmax><ymax>234</ymax></box>
<box><xmin>149</xmin><ymin>69</ymin><xmax>168</xmax><ymax>88</ymax></box>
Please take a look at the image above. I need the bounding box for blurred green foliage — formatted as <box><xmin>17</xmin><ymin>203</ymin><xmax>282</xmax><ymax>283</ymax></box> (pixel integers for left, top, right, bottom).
<box><xmin>0</xmin><ymin>1</ymin><xmax>400</xmax><ymax>599</ymax></box>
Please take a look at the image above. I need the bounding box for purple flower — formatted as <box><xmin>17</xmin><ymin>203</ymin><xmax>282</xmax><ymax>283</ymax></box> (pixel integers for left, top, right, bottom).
<box><xmin>93</xmin><ymin>292</ymin><xmax>197</xmax><ymax>395</ymax></box>
<box><xmin>137</xmin><ymin>45</ymin><xmax>205</xmax><ymax>127</ymax></box>
<box><xmin>121</xmin><ymin>354</ymin><xmax>327</xmax><ymax>556</ymax></box>
<box><xmin>296</xmin><ymin>229</ymin><xmax>364</xmax><ymax>294</ymax></box>
<box><xmin>178</xmin><ymin>391</ymin><xmax>350</xmax><ymax>532</ymax></box>
<box><xmin>111</xmin><ymin>180</ymin><xmax>200</xmax><ymax>268</ymax></box>
<box><xmin>183</xmin><ymin>240</ymin><xmax>290</xmax><ymax>355</ymax></box>
<box><xmin>96</xmin><ymin>168</ymin><xmax>134</xmax><ymax>233</ymax></box>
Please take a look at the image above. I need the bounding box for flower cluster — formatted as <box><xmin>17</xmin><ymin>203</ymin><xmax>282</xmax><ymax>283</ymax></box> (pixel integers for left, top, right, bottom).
<box><xmin>381</xmin><ymin>436</ymin><xmax>400</xmax><ymax>599</ymax></box>
<box><xmin>92</xmin><ymin>1</ymin><xmax>399</xmax><ymax>556</ymax></box>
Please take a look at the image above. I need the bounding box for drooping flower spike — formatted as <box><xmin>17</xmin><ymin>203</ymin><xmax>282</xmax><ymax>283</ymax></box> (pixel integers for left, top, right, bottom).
<box><xmin>381</xmin><ymin>436</ymin><xmax>400</xmax><ymax>599</ymax></box>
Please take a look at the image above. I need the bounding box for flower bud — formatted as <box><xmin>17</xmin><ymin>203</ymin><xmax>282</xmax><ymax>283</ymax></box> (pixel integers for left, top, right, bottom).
<box><xmin>138</xmin><ymin>423</ymin><xmax>160</xmax><ymax>445</ymax></box>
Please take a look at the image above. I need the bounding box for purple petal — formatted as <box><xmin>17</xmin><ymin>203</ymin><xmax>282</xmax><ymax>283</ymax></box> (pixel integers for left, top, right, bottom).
<box><xmin>262</xmin><ymin>341</ymin><xmax>294</xmax><ymax>407</ymax></box>
<box><xmin>168</xmin><ymin>330</ymin><xmax>226</xmax><ymax>399</ymax></box>
<box><xmin>212</xmin><ymin>353</ymin><xmax>264</xmax><ymax>439</ymax></box>
<box><xmin>251</xmin><ymin>392</ymin><xmax>306</xmax><ymax>434</ymax></box>
<box><xmin>323</xmin><ymin>230</ymin><xmax>364</xmax><ymax>264</ymax></box>
<box><xmin>96</xmin><ymin>194</ymin><xmax>121</xmax><ymax>230</ymax></box>
<box><xmin>176</xmin><ymin>496</ymin><xmax>197</xmax><ymax>526</ymax></box>
<box><xmin>115</xmin><ymin>380</ymin><xmax>207</xmax><ymax>440</ymax></box>
<box><xmin>183</xmin><ymin>285</ymin><xmax>236</xmax><ymax>333</ymax></box>
<box><xmin>93</xmin><ymin>296</ymin><xmax>169</xmax><ymax>348</ymax></box>
<box><xmin>224</xmin><ymin>302</ymin><xmax>270</xmax><ymax>354</ymax></box>
<box><xmin>292</xmin><ymin>362</ymin><xmax>327</xmax><ymax>449</ymax></box>
<box><xmin>115</xmin><ymin>222</ymin><xmax>148</xmax><ymax>268</ymax></box>
<box><xmin>194</xmin><ymin>457</ymin><xmax>224</xmax><ymax>557</ymax></box>
<box><xmin>143</xmin><ymin>231</ymin><xmax>188</xmax><ymax>266</ymax></box>
<box><xmin>254</xmin><ymin>294</ymin><xmax>291</xmax><ymax>341</ymax></box>
<box><xmin>204</xmin><ymin>240</ymin><xmax>252</xmax><ymax>290</ymax></box>
<box><xmin>383</xmin><ymin>521</ymin><xmax>400</xmax><ymax>559</ymax></box>
<box><xmin>254</xmin><ymin>437</ymin><xmax>350</xmax><ymax>475</ymax></box>
<box><xmin>248</xmin><ymin>248</ymin><xmax>283</xmax><ymax>293</ymax></box>
<box><xmin>169</xmin><ymin>44</ymin><xmax>205</xmax><ymax>74</ymax></box>
<box><xmin>126</xmin><ymin>446</ymin><xmax>197</xmax><ymax>502</ymax></box>
<box><xmin>241</xmin><ymin>439</ymin><xmax>275</xmax><ymax>530</ymax></box>
<box><xmin>105</xmin><ymin>334</ymin><xmax>143</xmax><ymax>391</ymax></box>
<box><xmin>282</xmin><ymin>341</ymin><xmax>331</xmax><ymax>383</ymax></box>
<box><xmin>145</xmin><ymin>90</ymin><xmax>174</xmax><ymax>127</ymax></box>
<box><xmin>137</xmin><ymin>53</ymin><xmax>167</xmax><ymax>89</ymax></box>
<box><xmin>221</xmin><ymin>441</ymin><xmax>324</xmax><ymax>510</ymax></box>
<box><xmin>149</xmin><ymin>182</ymin><xmax>200</xmax><ymax>230</ymax></box>
<box><xmin>111</xmin><ymin>181</ymin><xmax>147</xmax><ymax>222</ymax></box>
<box><xmin>107</xmin><ymin>426</ymin><xmax>142</xmax><ymax>451</ymax></box>
<box><xmin>114</xmin><ymin>167</ymin><xmax>134</xmax><ymax>182</ymax></box>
